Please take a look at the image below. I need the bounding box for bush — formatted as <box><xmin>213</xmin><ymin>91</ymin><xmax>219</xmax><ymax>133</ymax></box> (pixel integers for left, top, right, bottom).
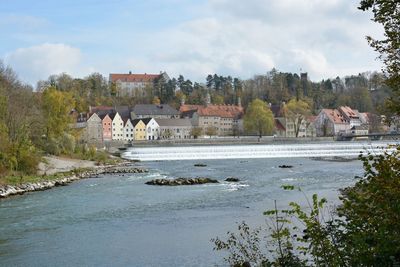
<box><xmin>213</xmin><ymin>145</ymin><xmax>400</xmax><ymax>266</ymax></box>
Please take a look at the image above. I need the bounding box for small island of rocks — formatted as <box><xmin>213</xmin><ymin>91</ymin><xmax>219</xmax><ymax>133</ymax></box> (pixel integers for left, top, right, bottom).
<box><xmin>145</xmin><ymin>177</ymin><xmax>218</xmax><ymax>186</ymax></box>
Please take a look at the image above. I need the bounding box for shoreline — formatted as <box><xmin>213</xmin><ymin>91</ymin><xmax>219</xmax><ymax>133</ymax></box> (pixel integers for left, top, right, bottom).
<box><xmin>0</xmin><ymin>161</ymin><xmax>147</xmax><ymax>199</ymax></box>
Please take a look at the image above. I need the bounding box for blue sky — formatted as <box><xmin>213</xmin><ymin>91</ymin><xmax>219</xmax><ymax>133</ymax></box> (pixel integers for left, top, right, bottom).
<box><xmin>1</xmin><ymin>0</ymin><xmax>383</xmax><ymax>85</ymax></box>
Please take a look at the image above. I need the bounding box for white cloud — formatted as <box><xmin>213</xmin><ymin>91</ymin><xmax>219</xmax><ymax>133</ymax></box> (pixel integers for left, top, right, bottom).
<box><xmin>5</xmin><ymin>43</ymin><xmax>83</xmax><ymax>85</ymax></box>
<box><xmin>123</xmin><ymin>0</ymin><xmax>384</xmax><ymax>81</ymax></box>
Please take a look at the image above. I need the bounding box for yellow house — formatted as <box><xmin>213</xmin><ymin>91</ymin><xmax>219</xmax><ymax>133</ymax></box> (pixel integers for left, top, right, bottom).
<box><xmin>132</xmin><ymin>119</ymin><xmax>146</xmax><ymax>140</ymax></box>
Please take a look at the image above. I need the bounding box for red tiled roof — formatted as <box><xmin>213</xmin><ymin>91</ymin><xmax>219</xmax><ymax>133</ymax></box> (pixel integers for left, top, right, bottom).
<box><xmin>275</xmin><ymin>118</ymin><xmax>286</xmax><ymax>131</ymax></box>
<box><xmin>322</xmin><ymin>109</ymin><xmax>348</xmax><ymax>124</ymax></box>
<box><xmin>339</xmin><ymin>106</ymin><xmax>359</xmax><ymax>119</ymax></box>
<box><xmin>180</xmin><ymin>104</ymin><xmax>243</xmax><ymax>118</ymax></box>
<box><xmin>179</xmin><ymin>104</ymin><xmax>202</xmax><ymax>113</ymax></box>
<box><xmin>110</xmin><ymin>73</ymin><xmax>160</xmax><ymax>83</ymax></box>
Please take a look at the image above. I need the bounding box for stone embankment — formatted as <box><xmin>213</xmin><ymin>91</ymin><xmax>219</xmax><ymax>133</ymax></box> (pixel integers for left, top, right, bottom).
<box><xmin>0</xmin><ymin>164</ymin><xmax>148</xmax><ymax>199</ymax></box>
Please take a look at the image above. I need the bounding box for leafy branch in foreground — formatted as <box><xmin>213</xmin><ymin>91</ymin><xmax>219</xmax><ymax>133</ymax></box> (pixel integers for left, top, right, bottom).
<box><xmin>212</xmin><ymin>145</ymin><xmax>400</xmax><ymax>266</ymax></box>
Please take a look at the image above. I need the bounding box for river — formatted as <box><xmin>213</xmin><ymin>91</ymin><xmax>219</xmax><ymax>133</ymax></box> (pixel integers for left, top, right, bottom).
<box><xmin>0</xmin><ymin>142</ymin><xmax>394</xmax><ymax>266</ymax></box>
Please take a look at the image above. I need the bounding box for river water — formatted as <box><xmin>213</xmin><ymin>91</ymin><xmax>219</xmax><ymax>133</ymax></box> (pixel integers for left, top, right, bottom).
<box><xmin>0</xmin><ymin>142</ymin><xmax>394</xmax><ymax>266</ymax></box>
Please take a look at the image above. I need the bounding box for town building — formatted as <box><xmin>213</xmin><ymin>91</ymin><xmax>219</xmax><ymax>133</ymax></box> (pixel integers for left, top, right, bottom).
<box><xmin>123</xmin><ymin>118</ymin><xmax>134</xmax><ymax>142</ymax></box>
<box><xmin>274</xmin><ymin>117</ymin><xmax>316</xmax><ymax>138</ymax></box>
<box><xmin>131</xmin><ymin>104</ymin><xmax>180</xmax><ymax>119</ymax></box>
<box><xmin>180</xmin><ymin>95</ymin><xmax>244</xmax><ymax>136</ymax></box>
<box><xmin>155</xmin><ymin>118</ymin><xmax>192</xmax><ymax>140</ymax></box>
<box><xmin>85</xmin><ymin>113</ymin><xmax>103</xmax><ymax>142</ymax></box>
<box><xmin>315</xmin><ymin>106</ymin><xmax>370</xmax><ymax>136</ymax></box>
<box><xmin>141</xmin><ymin>118</ymin><xmax>160</xmax><ymax>140</ymax></box>
<box><xmin>109</xmin><ymin>72</ymin><xmax>169</xmax><ymax>97</ymax></box>
<box><xmin>132</xmin><ymin>119</ymin><xmax>146</xmax><ymax>141</ymax></box>
<box><xmin>110</xmin><ymin>112</ymin><xmax>124</xmax><ymax>141</ymax></box>
<box><xmin>100</xmin><ymin>114</ymin><xmax>112</xmax><ymax>141</ymax></box>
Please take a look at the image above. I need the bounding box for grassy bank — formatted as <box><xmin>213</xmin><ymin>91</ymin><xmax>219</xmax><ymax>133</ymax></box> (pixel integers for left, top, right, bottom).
<box><xmin>0</xmin><ymin>168</ymin><xmax>94</xmax><ymax>186</ymax></box>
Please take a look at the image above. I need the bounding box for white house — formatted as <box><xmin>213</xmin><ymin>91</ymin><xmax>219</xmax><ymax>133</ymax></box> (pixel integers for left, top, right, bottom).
<box><xmin>123</xmin><ymin>118</ymin><xmax>135</xmax><ymax>141</ymax></box>
<box><xmin>142</xmin><ymin>118</ymin><xmax>160</xmax><ymax>140</ymax></box>
<box><xmin>315</xmin><ymin>109</ymin><xmax>350</xmax><ymax>136</ymax></box>
<box><xmin>111</xmin><ymin>112</ymin><xmax>124</xmax><ymax>141</ymax></box>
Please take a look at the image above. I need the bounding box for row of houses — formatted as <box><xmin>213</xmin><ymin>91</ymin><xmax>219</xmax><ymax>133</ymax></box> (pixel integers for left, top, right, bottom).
<box><xmin>73</xmin><ymin>99</ymin><xmax>379</xmax><ymax>143</ymax></box>
<box><xmin>269</xmin><ymin>104</ymin><xmax>372</xmax><ymax>138</ymax></box>
<box><xmin>73</xmin><ymin>98</ymin><xmax>244</xmax><ymax>143</ymax></box>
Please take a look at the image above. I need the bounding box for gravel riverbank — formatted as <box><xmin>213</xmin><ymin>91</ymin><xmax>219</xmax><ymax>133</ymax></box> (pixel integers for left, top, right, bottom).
<box><xmin>0</xmin><ymin>163</ymin><xmax>147</xmax><ymax>199</ymax></box>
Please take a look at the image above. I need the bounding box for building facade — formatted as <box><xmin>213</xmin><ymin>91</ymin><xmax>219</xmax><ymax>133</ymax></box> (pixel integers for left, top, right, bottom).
<box><xmin>123</xmin><ymin>118</ymin><xmax>134</xmax><ymax>141</ymax></box>
<box><xmin>100</xmin><ymin>114</ymin><xmax>112</xmax><ymax>141</ymax></box>
<box><xmin>85</xmin><ymin>113</ymin><xmax>103</xmax><ymax>142</ymax></box>
<box><xmin>132</xmin><ymin>119</ymin><xmax>146</xmax><ymax>141</ymax></box>
<box><xmin>142</xmin><ymin>118</ymin><xmax>160</xmax><ymax>140</ymax></box>
<box><xmin>109</xmin><ymin>72</ymin><xmax>169</xmax><ymax>97</ymax></box>
<box><xmin>180</xmin><ymin>103</ymin><xmax>244</xmax><ymax>136</ymax></box>
<box><xmin>111</xmin><ymin>112</ymin><xmax>124</xmax><ymax>141</ymax></box>
<box><xmin>155</xmin><ymin>118</ymin><xmax>192</xmax><ymax>139</ymax></box>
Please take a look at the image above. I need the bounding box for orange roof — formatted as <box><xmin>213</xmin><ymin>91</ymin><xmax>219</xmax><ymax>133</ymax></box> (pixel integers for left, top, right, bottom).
<box><xmin>180</xmin><ymin>104</ymin><xmax>244</xmax><ymax>118</ymax></box>
<box><xmin>322</xmin><ymin>109</ymin><xmax>348</xmax><ymax>124</ymax></box>
<box><xmin>179</xmin><ymin>105</ymin><xmax>202</xmax><ymax>113</ymax></box>
<box><xmin>339</xmin><ymin>106</ymin><xmax>359</xmax><ymax>119</ymax></box>
<box><xmin>110</xmin><ymin>73</ymin><xmax>160</xmax><ymax>83</ymax></box>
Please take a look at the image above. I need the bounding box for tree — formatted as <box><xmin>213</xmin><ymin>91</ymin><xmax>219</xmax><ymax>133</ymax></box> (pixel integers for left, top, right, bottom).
<box><xmin>359</xmin><ymin>0</ymin><xmax>400</xmax><ymax>115</ymax></box>
<box><xmin>244</xmin><ymin>99</ymin><xmax>274</xmax><ymax>138</ymax></box>
<box><xmin>213</xmin><ymin>145</ymin><xmax>400</xmax><ymax>266</ymax></box>
<box><xmin>190</xmin><ymin>127</ymin><xmax>203</xmax><ymax>139</ymax></box>
<box><xmin>205</xmin><ymin>126</ymin><xmax>217</xmax><ymax>136</ymax></box>
<box><xmin>41</xmin><ymin>86</ymin><xmax>75</xmax><ymax>140</ymax></box>
<box><xmin>284</xmin><ymin>99</ymin><xmax>311</xmax><ymax>137</ymax></box>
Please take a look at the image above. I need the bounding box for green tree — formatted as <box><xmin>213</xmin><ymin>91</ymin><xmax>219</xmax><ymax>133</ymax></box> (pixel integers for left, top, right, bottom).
<box><xmin>244</xmin><ymin>99</ymin><xmax>274</xmax><ymax>137</ymax></box>
<box><xmin>190</xmin><ymin>127</ymin><xmax>203</xmax><ymax>139</ymax></box>
<box><xmin>205</xmin><ymin>126</ymin><xmax>217</xmax><ymax>136</ymax></box>
<box><xmin>41</xmin><ymin>86</ymin><xmax>75</xmax><ymax>140</ymax></box>
<box><xmin>359</xmin><ymin>0</ymin><xmax>400</xmax><ymax>115</ymax></box>
<box><xmin>284</xmin><ymin>99</ymin><xmax>311</xmax><ymax>137</ymax></box>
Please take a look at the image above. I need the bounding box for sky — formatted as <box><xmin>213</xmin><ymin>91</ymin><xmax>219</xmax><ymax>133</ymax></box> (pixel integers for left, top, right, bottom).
<box><xmin>1</xmin><ymin>0</ymin><xmax>384</xmax><ymax>86</ymax></box>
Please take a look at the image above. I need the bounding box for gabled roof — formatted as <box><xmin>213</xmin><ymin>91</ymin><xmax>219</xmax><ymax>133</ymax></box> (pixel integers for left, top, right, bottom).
<box><xmin>155</xmin><ymin>118</ymin><xmax>192</xmax><ymax>127</ymax></box>
<box><xmin>131</xmin><ymin>119</ymin><xmax>144</xmax><ymax>127</ymax></box>
<box><xmin>115</xmin><ymin>106</ymin><xmax>130</xmax><ymax>119</ymax></box>
<box><xmin>99</xmin><ymin>113</ymin><xmax>111</xmax><ymax>120</ymax></box>
<box><xmin>133</xmin><ymin>104</ymin><xmax>179</xmax><ymax>116</ymax></box>
<box><xmin>321</xmin><ymin>109</ymin><xmax>348</xmax><ymax>124</ymax></box>
<box><xmin>110</xmin><ymin>73</ymin><xmax>160</xmax><ymax>83</ymax></box>
<box><xmin>141</xmin><ymin>118</ymin><xmax>153</xmax><ymax>125</ymax></box>
<box><xmin>339</xmin><ymin>106</ymin><xmax>359</xmax><ymax>120</ymax></box>
<box><xmin>270</xmin><ymin>104</ymin><xmax>284</xmax><ymax>118</ymax></box>
<box><xmin>275</xmin><ymin>118</ymin><xmax>286</xmax><ymax>131</ymax></box>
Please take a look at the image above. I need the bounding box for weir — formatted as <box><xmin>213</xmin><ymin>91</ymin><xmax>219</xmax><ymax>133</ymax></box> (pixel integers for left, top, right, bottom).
<box><xmin>121</xmin><ymin>141</ymin><xmax>397</xmax><ymax>161</ymax></box>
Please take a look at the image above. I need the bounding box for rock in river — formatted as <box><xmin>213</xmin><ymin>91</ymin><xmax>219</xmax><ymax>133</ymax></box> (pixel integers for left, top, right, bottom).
<box><xmin>278</xmin><ymin>165</ymin><xmax>293</xmax><ymax>168</ymax></box>
<box><xmin>225</xmin><ymin>177</ymin><xmax>240</xmax><ymax>182</ymax></box>
<box><xmin>145</xmin><ymin>177</ymin><xmax>219</xmax><ymax>186</ymax></box>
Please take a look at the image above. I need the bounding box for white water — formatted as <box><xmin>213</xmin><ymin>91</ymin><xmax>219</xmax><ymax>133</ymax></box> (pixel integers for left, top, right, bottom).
<box><xmin>122</xmin><ymin>141</ymin><xmax>397</xmax><ymax>161</ymax></box>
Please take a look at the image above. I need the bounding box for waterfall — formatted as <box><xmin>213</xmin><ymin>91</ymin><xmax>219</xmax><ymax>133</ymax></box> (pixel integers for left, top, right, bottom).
<box><xmin>121</xmin><ymin>141</ymin><xmax>397</xmax><ymax>161</ymax></box>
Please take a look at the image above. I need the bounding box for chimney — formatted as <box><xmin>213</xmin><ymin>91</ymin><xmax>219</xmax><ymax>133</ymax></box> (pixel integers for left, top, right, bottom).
<box><xmin>237</xmin><ymin>96</ymin><xmax>242</xmax><ymax>107</ymax></box>
<box><xmin>205</xmin><ymin>92</ymin><xmax>211</xmax><ymax>106</ymax></box>
<box><xmin>129</xmin><ymin>71</ymin><xmax>132</xmax><ymax>75</ymax></box>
